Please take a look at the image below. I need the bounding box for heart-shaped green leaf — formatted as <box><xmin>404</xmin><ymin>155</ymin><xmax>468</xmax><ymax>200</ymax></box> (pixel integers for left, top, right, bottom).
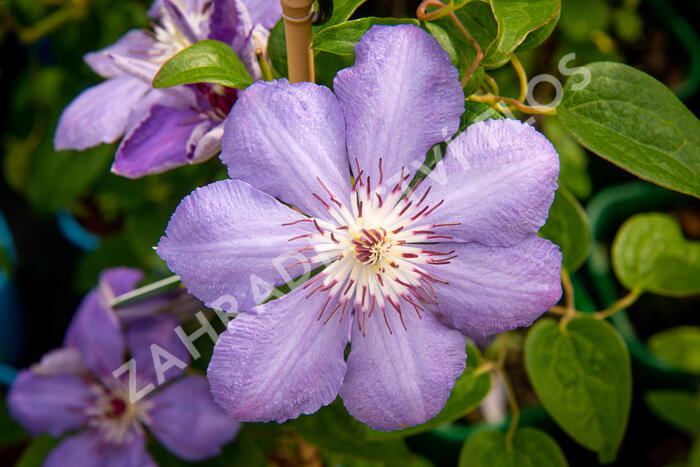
<box><xmin>648</xmin><ymin>326</ymin><xmax>700</xmax><ymax>374</ymax></box>
<box><xmin>152</xmin><ymin>40</ymin><xmax>252</xmax><ymax>89</ymax></box>
<box><xmin>515</xmin><ymin>4</ymin><xmax>560</xmax><ymax>52</ymax></box>
<box><xmin>459</xmin><ymin>428</ymin><xmax>568</xmax><ymax>467</ymax></box>
<box><xmin>525</xmin><ymin>316</ymin><xmax>631</xmax><ymax>462</ymax></box>
<box><xmin>645</xmin><ymin>390</ymin><xmax>700</xmax><ymax>436</ymax></box>
<box><xmin>558</xmin><ymin>62</ymin><xmax>700</xmax><ymax>198</ymax></box>
<box><xmin>539</xmin><ymin>187</ymin><xmax>591</xmax><ymax>272</ymax></box>
<box><xmin>484</xmin><ymin>0</ymin><xmax>560</xmax><ymax>66</ymax></box>
<box><xmin>612</xmin><ymin>213</ymin><xmax>700</xmax><ymax>296</ymax></box>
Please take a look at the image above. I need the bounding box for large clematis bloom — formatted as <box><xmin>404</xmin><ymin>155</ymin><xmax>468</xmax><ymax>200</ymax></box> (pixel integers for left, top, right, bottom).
<box><xmin>7</xmin><ymin>268</ymin><xmax>239</xmax><ymax>466</ymax></box>
<box><xmin>54</xmin><ymin>0</ymin><xmax>281</xmax><ymax>178</ymax></box>
<box><xmin>157</xmin><ymin>25</ymin><xmax>563</xmax><ymax>431</ymax></box>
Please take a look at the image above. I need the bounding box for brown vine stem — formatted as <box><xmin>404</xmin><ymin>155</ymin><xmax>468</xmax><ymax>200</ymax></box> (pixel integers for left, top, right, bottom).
<box><xmin>416</xmin><ymin>0</ymin><xmax>483</xmax><ymax>86</ymax></box>
<box><xmin>593</xmin><ymin>288</ymin><xmax>642</xmax><ymax>320</ymax></box>
<box><xmin>469</xmin><ymin>94</ymin><xmax>557</xmax><ymax>115</ymax></box>
<box><xmin>510</xmin><ymin>54</ymin><xmax>528</xmax><ymax>102</ymax></box>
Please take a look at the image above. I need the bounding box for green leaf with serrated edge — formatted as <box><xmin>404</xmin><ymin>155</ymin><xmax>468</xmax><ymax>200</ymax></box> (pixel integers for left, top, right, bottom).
<box><xmin>648</xmin><ymin>326</ymin><xmax>700</xmax><ymax>374</ymax></box>
<box><xmin>524</xmin><ymin>317</ymin><xmax>631</xmax><ymax>463</ymax></box>
<box><xmin>483</xmin><ymin>0</ymin><xmax>559</xmax><ymax>66</ymax></box>
<box><xmin>15</xmin><ymin>435</ymin><xmax>60</xmax><ymax>467</ymax></box>
<box><xmin>313</xmin><ymin>17</ymin><xmax>419</xmax><ymax>56</ymax></box>
<box><xmin>364</xmin><ymin>340</ymin><xmax>491</xmax><ymax>440</ymax></box>
<box><xmin>515</xmin><ymin>3</ymin><xmax>560</xmax><ymax>52</ymax></box>
<box><xmin>268</xmin><ymin>0</ymin><xmax>367</xmax><ymax>76</ymax></box>
<box><xmin>557</xmin><ymin>62</ymin><xmax>700</xmax><ymax>197</ymax></box>
<box><xmin>542</xmin><ymin>117</ymin><xmax>592</xmax><ymax>199</ymax></box>
<box><xmin>459</xmin><ymin>428</ymin><xmax>568</xmax><ymax>467</ymax></box>
<box><xmin>612</xmin><ymin>213</ymin><xmax>700</xmax><ymax>296</ymax></box>
<box><xmin>539</xmin><ymin>188</ymin><xmax>590</xmax><ymax>272</ymax></box>
<box><xmin>153</xmin><ymin>40</ymin><xmax>252</xmax><ymax>89</ymax></box>
<box><xmin>296</xmin><ymin>399</ymin><xmax>413</xmax><ymax>461</ymax></box>
<box><xmin>645</xmin><ymin>390</ymin><xmax>700</xmax><ymax>436</ymax></box>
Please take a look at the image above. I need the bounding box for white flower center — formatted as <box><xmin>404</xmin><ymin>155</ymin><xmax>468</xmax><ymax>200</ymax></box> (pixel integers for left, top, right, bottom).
<box><xmin>284</xmin><ymin>159</ymin><xmax>458</xmax><ymax>335</ymax></box>
<box><xmin>149</xmin><ymin>0</ymin><xmax>209</xmax><ymax>64</ymax></box>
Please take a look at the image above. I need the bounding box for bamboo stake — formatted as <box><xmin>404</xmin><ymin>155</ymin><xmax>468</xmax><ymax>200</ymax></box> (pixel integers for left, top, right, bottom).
<box><xmin>281</xmin><ymin>0</ymin><xmax>315</xmax><ymax>83</ymax></box>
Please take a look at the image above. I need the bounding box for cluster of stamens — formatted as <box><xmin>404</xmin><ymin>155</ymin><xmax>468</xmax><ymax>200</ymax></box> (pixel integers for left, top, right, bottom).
<box><xmin>85</xmin><ymin>385</ymin><xmax>151</xmax><ymax>445</ymax></box>
<box><xmin>283</xmin><ymin>159</ymin><xmax>458</xmax><ymax>336</ymax></box>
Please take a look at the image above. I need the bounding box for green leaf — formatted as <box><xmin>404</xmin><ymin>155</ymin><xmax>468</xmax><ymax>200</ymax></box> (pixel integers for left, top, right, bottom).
<box><xmin>296</xmin><ymin>400</ymin><xmax>413</xmax><ymax>462</ymax></box>
<box><xmin>524</xmin><ymin>316</ymin><xmax>631</xmax><ymax>462</ymax></box>
<box><xmin>542</xmin><ymin>117</ymin><xmax>592</xmax><ymax>199</ymax></box>
<box><xmin>15</xmin><ymin>435</ymin><xmax>60</xmax><ymax>467</ymax></box>
<box><xmin>648</xmin><ymin>326</ymin><xmax>700</xmax><ymax>374</ymax></box>
<box><xmin>611</xmin><ymin>213</ymin><xmax>700</xmax><ymax>296</ymax></box>
<box><xmin>459</xmin><ymin>427</ymin><xmax>568</xmax><ymax>467</ymax></box>
<box><xmin>557</xmin><ymin>62</ymin><xmax>700</xmax><ymax>198</ymax></box>
<box><xmin>558</xmin><ymin>0</ymin><xmax>611</xmax><ymax>42</ymax></box>
<box><xmin>313</xmin><ymin>17</ymin><xmax>419</xmax><ymax>56</ymax></box>
<box><xmin>484</xmin><ymin>0</ymin><xmax>560</xmax><ymax>66</ymax></box>
<box><xmin>0</xmin><ymin>399</ymin><xmax>27</xmax><ymax>446</ymax></box>
<box><xmin>432</xmin><ymin>1</ymin><xmax>498</xmax><ymax>87</ymax></box>
<box><xmin>516</xmin><ymin>3</ymin><xmax>560</xmax><ymax>52</ymax></box>
<box><xmin>153</xmin><ymin>40</ymin><xmax>252</xmax><ymax>89</ymax></box>
<box><xmin>539</xmin><ymin>187</ymin><xmax>590</xmax><ymax>272</ymax></box>
<box><xmin>364</xmin><ymin>340</ymin><xmax>491</xmax><ymax>440</ymax></box>
<box><xmin>645</xmin><ymin>390</ymin><xmax>700</xmax><ymax>436</ymax></box>
<box><xmin>269</xmin><ymin>0</ymin><xmax>367</xmax><ymax>76</ymax></box>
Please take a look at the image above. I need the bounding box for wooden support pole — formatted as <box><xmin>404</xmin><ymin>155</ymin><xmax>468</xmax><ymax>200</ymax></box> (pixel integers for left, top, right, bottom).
<box><xmin>281</xmin><ymin>0</ymin><xmax>315</xmax><ymax>83</ymax></box>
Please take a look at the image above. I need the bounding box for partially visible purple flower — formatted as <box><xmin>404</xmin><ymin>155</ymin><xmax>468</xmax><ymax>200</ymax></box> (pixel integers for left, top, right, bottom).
<box><xmin>7</xmin><ymin>268</ymin><xmax>239</xmax><ymax>466</ymax></box>
<box><xmin>54</xmin><ymin>0</ymin><xmax>281</xmax><ymax>178</ymax></box>
<box><xmin>157</xmin><ymin>25</ymin><xmax>562</xmax><ymax>431</ymax></box>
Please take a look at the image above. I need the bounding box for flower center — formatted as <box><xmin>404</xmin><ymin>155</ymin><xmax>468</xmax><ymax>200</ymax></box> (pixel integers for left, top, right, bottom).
<box><xmin>149</xmin><ymin>0</ymin><xmax>210</xmax><ymax>65</ymax></box>
<box><xmin>86</xmin><ymin>386</ymin><xmax>151</xmax><ymax>445</ymax></box>
<box><xmin>283</xmin><ymin>159</ymin><xmax>459</xmax><ymax>335</ymax></box>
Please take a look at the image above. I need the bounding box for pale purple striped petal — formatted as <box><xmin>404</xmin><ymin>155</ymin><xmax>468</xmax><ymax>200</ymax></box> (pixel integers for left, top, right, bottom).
<box><xmin>333</xmin><ymin>24</ymin><xmax>463</xmax><ymax>186</ymax></box>
<box><xmin>157</xmin><ymin>179</ymin><xmax>316</xmax><ymax>311</ymax></box>
<box><xmin>84</xmin><ymin>30</ymin><xmax>156</xmax><ymax>78</ymax></box>
<box><xmin>429</xmin><ymin>236</ymin><xmax>562</xmax><ymax>339</ymax></box>
<box><xmin>207</xmin><ymin>285</ymin><xmax>349</xmax><ymax>422</ymax></box>
<box><xmin>54</xmin><ymin>76</ymin><xmax>149</xmax><ymax>151</ymax></box>
<box><xmin>243</xmin><ymin>0</ymin><xmax>282</xmax><ymax>29</ymax></box>
<box><xmin>44</xmin><ymin>430</ymin><xmax>155</xmax><ymax>467</ymax></box>
<box><xmin>221</xmin><ymin>79</ymin><xmax>351</xmax><ymax>219</ymax></box>
<box><xmin>146</xmin><ymin>376</ymin><xmax>240</xmax><ymax>461</ymax></box>
<box><xmin>7</xmin><ymin>370</ymin><xmax>94</xmax><ymax>437</ymax></box>
<box><xmin>340</xmin><ymin>308</ymin><xmax>466</xmax><ymax>431</ymax></box>
<box><xmin>419</xmin><ymin>119</ymin><xmax>559</xmax><ymax>247</ymax></box>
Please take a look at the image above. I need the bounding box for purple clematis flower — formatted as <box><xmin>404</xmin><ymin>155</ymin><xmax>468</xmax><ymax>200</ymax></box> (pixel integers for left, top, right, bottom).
<box><xmin>156</xmin><ymin>25</ymin><xmax>562</xmax><ymax>431</ymax></box>
<box><xmin>7</xmin><ymin>268</ymin><xmax>239</xmax><ymax>466</ymax></box>
<box><xmin>54</xmin><ymin>0</ymin><xmax>281</xmax><ymax>178</ymax></box>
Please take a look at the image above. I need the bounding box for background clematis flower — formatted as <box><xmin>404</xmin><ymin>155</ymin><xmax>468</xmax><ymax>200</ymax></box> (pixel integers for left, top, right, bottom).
<box><xmin>157</xmin><ymin>24</ymin><xmax>563</xmax><ymax>431</ymax></box>
<box><xmin>53</xmin><ymin>0</ymin><xmax>281</xmax><ymax>178</ymax></box>
<box><xmin>7</xmin><ymin>268</ymin><xmax>239</xmax><ymax>466</ymax></box>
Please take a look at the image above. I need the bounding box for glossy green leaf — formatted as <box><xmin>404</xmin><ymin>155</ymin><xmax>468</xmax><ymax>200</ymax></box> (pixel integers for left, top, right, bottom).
<box><xmin>539</xmin><ymin>187</ymin><xmax>590</xmax><ymax>272</ymax></box>
<box><xmin>516</xmin><ymin>3</ymin><xmax>560</xmax><ymax>52</ymax></box>
<box><xmin>645</xmin><ymin>390</ymin><xmax>700</xmax><ymax>435</ymax></box>
<box><xmin>365</xmin><ymin>340</ymin><xmax>491</xmax><ymax>440</ymax></box>
<box><xmin>459</xmin><ymin>428</ymin><xmax>568</xmax><ymax>467</ymax></box>
<box><xmin>542</xmin><ymin>117</ymin><xmax>591</xmax><ymax>199</ymax></box>
<box><xmin>15</xmin><ymin>435</ymin><xmax>60</xmax><ymax>467</ymax></box>
<box><xmin>612</xmin><ymin>213</ymin><xmax>700</xmax><ymax>296</ymax></box>
<box><xmin>152</xmin><ymin>40</ymin><xmax>252</xmax><ymax>89</ymax></box>
<box><xmin>525</xmin><ymin>317</ymin><xmax>631</xmax><ymax>462</ymax></box>
<box><xmin>558</xmin><ymin>62</ymin><xmax>700</xmax><ymax>198</ymax></box>
<box><xmin>269</xmin><ymin>0</ymin><xmax>367</xmax><ymax>76</ymax></box>
<box><xmin>432</xmin><ymin>1</ymin><xmax>498</xmax><ymax>87</ymax></box>
<box><xmin>484</xmin><ymin>0</ymin><xmax>560</xmax><ymax>66</ymax></box>
<box><xmin>313</xmin><ymin>17</ymin><xmax>418</xmax><ymax>56</ymax></box>
<box><xmin>648</xmin><ymin>326</ymin><xmax>700</xmax><ymax>374</ymax></box>
<box><xmin>296</xmin><ymin>400</ymin><xmax>413</xmax><ymax>462</ymax></box>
